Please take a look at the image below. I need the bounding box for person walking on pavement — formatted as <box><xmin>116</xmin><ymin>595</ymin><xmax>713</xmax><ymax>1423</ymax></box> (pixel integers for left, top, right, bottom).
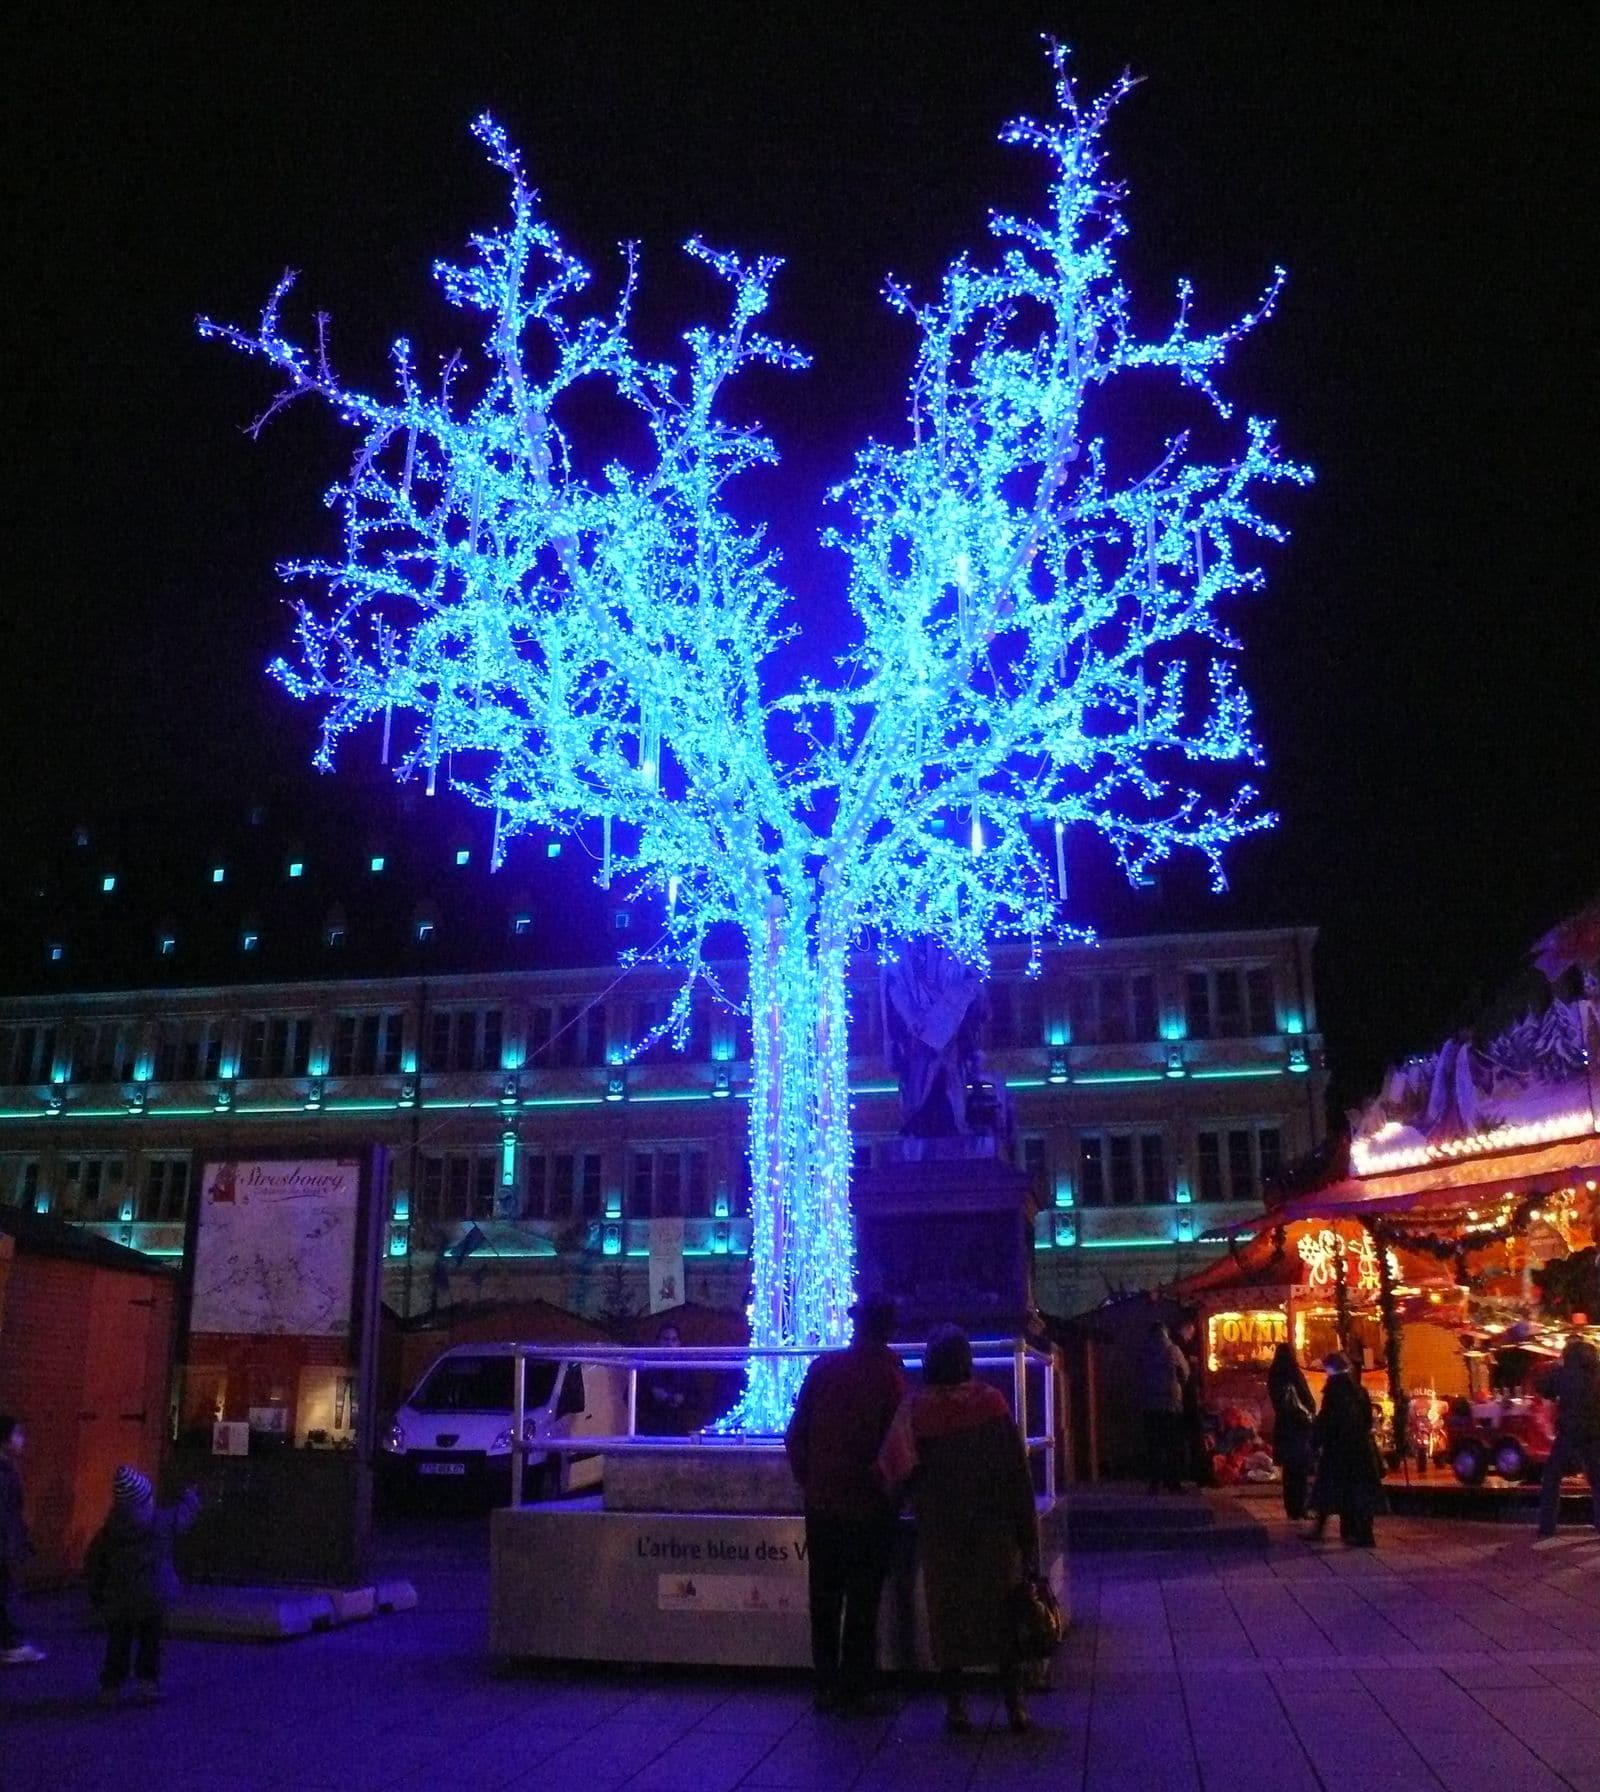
<box><xmin>1266</xmin><ymin>1343</ymin><xmax>1317</xmax><ymax>1522</ymax></box>
<box><xmin>1136</xmin><ymin>1320</ymin><xmax>1188</xmax><ymax>1493</ymax></box>
<box><xmin>878</xmin><ymin>1324</ymin><xmax>1040</xmax><ymax>1736</ymax></box>
<box><xmin>1310</xmin><ymin>1353</ymin><xmax>1381</xmax><ymax>1546</ymax></box>
<box><xmin>784</xmin><ymin>1294</ymin><xmax>906</xmax><ymax>1712</ymax></box>
<box><xmin>0</xmin><ymin>1415</ymin><xmax>46</xmax><ymax>1665</ymax></box>
<box><xmin>1532</xmin><ymin>1334</ymin><xmax>1600</xmax><ymax>1549</ymax></box>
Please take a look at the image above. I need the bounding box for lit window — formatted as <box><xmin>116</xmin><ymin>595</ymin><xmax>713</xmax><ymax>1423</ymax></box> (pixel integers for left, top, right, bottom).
<box><xmin>159</xmin><ymin>936</ymin><xmax>176</xmax><ymax>956</ymax></box>
<box><xmin>416</xmin><ymin>921</ymin><xmax>435</xmax><ymax>943</ymax></box>
<box><xmin>614</xmin><ymin>910</ymin><xmax>630</xmax><ymax>931</ymax></box>
<box><xmin>545</xmin><ymin>841</ymin><xmax>561</xmax><ymax>859</ymax></box>
<box><xmin>241</xmin><ymin>932</ymin><xmax>259</xmax><ymax>953</ymax></box>
<box><xmin>288</xmin><ymin>861</ymin><xmax>304</xmax><ymax>879</ymax></box>
<box><xmin>73</xmin><ymin>826</ymin><xmax>90</xmax><ymax>848</ymax></box>
<box><xmin>101</xmin><ymin>874</ymin><xmax>117</xmax><ymax>894</ymax></box>
<box><xmin>327</xmin><ymin>926</ymin><xmax>346</xmax><ymax>948</ymax></box>
<box><xmin>49</xmin><ymin>943</ymin><xmax>65</xmax><ymax>963</ymax></box>
<box><xmin>370</xmin><ymin>855</ymin><xmax>386</xmax><ymax>873</ymax></box>
<box><xmin>211</xmin><ymin>866</ymin><xmax>226</xmax><ymax>885</ymax></box>
<box><xmin>455</xmin><ymin>848</ymin><xmax>470</xmax><ymax>866</ymax></box>
<box><xmin>512</xmin><ymin>914</ymin><xmax>532</xmax><ymax>936</ymax></box>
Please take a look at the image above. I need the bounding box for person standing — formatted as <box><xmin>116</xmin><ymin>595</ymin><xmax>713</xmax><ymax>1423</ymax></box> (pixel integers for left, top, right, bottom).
<box><xmin>1532</xmin><ymin>1334</ymin><xmax>1600</xmax><ymax>1549</ymax></box>
<box><xmin>1135</xmin><ymin>1321</ymin><xmax>1188</xmax><ymax>1493</ymax></box>
<box><xmin>1266</xmin><ymin>1344</ymin><xmax>1316</xmax><ymax>1521</ymax></box>
<box><xmin>84</xmin><ymin>1466</ymin><xmax>200</xmax><ymax>1703</ymax></box>
<box><xmin>1175</xmin><ymin>1320</ymin><xmax>1214</xmax><ymax>1487</ymax></box>
<box><xmin>641</xmin><ymin>1322</ymin><xmax>694</xmax><ymax>1435</ymax></box>
<box><xmin>784</xmin><ymin>1294</ymin><xmax>906</xmax><ymax>1711</ymax></box>
<box><xmin>1310</xmin><ymin>1353</ymin><xmax>1380</xmax><ymax>1546</ymax></box>
<box><xmin>878</xmin><ymin>1324</ymin><xmax>1040</xmax><ymax>1735</ymax></box>
<box><xmin>0</xmin><ymin>1415</ymin><xmax>46</xmax><ymax>1666</ymax></box>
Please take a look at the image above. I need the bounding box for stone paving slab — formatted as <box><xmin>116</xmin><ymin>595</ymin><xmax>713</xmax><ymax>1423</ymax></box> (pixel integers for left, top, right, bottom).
<box><xmin>1</xmin><ymin>1510</ymin><xmax>1597</xmax><ymax>1791</ymax></box>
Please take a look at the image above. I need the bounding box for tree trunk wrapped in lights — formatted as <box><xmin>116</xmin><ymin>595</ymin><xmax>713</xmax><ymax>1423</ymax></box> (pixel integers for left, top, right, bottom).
<box><xmin>203</xmin><ymin>45</ymin><xmax>1309</xmax><ymax>1430</ymax></box>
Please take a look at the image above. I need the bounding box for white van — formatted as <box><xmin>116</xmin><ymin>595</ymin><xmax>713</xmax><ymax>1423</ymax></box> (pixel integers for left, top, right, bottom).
<box><xmin>381</xmin><ymin>1345</ymin><xmax>628</xmax><ymax>1500</ymax></box>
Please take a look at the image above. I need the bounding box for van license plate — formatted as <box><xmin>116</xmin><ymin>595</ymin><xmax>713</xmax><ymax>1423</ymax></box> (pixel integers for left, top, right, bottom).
<box><xmin>418</xmin><ymin>1462</ymin><xmax>466</xmax><ymax>1476</ymax></box>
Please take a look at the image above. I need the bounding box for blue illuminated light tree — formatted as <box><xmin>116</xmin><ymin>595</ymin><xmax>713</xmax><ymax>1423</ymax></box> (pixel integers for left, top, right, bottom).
<box><xmin>204</xmin><ymin>48</ymin><xmax>1308</xmax><ymax>1429</ymax></box>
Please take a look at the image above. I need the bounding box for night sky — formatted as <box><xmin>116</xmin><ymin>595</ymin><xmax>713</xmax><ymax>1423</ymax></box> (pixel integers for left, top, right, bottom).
<box><xmin>7</xmin><ymin>6</ymin><xmax>1594</xmax><ymax>1109</ymax></box>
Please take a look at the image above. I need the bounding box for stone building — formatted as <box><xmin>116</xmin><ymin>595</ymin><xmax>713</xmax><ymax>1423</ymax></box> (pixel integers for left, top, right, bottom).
<box><xmin>0</xmin><ymin>786</ymin><xmax>1327</xmax><ymax>1320</ymax></box>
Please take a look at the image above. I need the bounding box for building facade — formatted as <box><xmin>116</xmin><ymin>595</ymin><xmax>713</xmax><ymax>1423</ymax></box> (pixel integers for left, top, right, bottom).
<box><xmin>0</xmin><ymin>929</ymin><xmax>1325</xmax><ymax>1320</ymax></box>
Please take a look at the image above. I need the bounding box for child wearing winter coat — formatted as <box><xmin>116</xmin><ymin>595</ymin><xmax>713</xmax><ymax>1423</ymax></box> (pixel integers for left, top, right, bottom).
<box><xmin>84</xmin><ymin>1466</ymin><xmax>200</xmax><ymax>1703</ymax></box>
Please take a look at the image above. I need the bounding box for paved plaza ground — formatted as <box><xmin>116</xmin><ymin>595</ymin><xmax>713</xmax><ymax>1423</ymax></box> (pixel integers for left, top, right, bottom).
<box><xmin>3</xmin><ymin>1503</ymin><xmax>1599</xmax><ymax>1792</ymax></box>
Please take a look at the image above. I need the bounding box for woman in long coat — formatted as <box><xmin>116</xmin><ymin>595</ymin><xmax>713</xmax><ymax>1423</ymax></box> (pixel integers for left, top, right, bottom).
<box><xmin>1310</xmin><ymin>1352</ymin><xmax>1381</xmax><ymax>1546</ymax></box>
<box><xmin>1266</xmin><ymin>1344</ymin><xmax>1316</xmax><ymax>1521</ymax></box>
<box><xmin>879</xmin><ymin>1324</ymin><xmax>1039</xmax><ymax>1734</ymax></box>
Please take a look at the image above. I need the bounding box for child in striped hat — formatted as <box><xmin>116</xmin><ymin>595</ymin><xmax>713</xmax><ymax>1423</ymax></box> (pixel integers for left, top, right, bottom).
<box><xmin>85</xmin><ymin>1466</ymin><xmax>199</xmax><ymax>1704</ymax></box>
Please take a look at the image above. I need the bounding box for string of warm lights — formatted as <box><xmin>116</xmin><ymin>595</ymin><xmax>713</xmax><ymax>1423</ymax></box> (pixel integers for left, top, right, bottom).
<box><xmin>202</xmin><ymin>46</ymin><xmax>1306</xmax><ymax>1428</ymax></box>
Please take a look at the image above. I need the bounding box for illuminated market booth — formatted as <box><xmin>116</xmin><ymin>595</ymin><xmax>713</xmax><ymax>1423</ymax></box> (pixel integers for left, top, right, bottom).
<box><xmin>1178</xmin><ymin>904</ymin><xmax>1600</xmax><ymax>1484</ymax></box>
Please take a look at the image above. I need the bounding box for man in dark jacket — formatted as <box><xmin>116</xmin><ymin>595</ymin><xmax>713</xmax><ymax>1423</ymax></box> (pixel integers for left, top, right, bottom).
<box><xmin>1136</xmin><ymin>1322</ymin><xmax>1189</xmax><ymax>1494</ymax></box>
<box><xmin>784</xmin><ymin>1295</ymin><xmax>905</xmax><ymax>1710</ymax></box>
<box><xmin>0</xmin><ymin>1414</ymin><xmax>46</xmax><ymax>1665</ymax></box>
<box><xmin>1311</xmin><ymin>1353</ymin><xmax>1381</xmax><ymax>1546</ymax></box>
<box><xmin>1533</xmin><ymin>1335</ymin><xmax>1600</xmax><ymax>1547</ymax></box>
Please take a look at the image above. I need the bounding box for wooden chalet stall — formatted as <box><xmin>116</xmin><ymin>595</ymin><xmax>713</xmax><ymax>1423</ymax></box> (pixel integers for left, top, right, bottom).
<box><xmin>0</xmin><ymin>1208</ymin><xmax>176</xmax><ymax>1579</ymax></box>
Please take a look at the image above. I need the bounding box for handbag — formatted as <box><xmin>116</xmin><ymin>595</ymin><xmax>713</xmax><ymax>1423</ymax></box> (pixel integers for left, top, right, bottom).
<box><xmin>1009</xmin><ymin>1572</ymin><xmax>1064</xmax><ymax>1659</ymax></box>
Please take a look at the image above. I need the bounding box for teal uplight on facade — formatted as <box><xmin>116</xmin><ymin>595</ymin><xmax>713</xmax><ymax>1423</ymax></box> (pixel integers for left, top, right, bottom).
<box><xmin>601</xmin><ymin>1224</ymin><xmax>622</xmax><ymax>1257</ymax></box>
<box><xmin>1047</xmin><ymin>1048</ymin><xmax>1069</xmax><ymax>1085</ymax></box>
<box><xmin>605</xmin><ymin>1068</ymin><xmax>627</xmax><ymax>1103</ymax></box>
<box><xmin>712</xmin><ymin>1065</ymin><xmax>732</xmax><ymax>1099</ymax></box>
<box><xmin>1287</xmin><ymin>1042</ymin><xmax>1310</xmax><ymax>1073</ymax></box>
<box><xmin>1165</xmin><ymin>1042</ymin><xmax>1186</xmax><ymax>1078</ymax></box>
<box><xmin>1161</xmin><ymin>1016</ymin><xmax>1187</xmax><ymax>1043</ymax></box>
<box><xmin>1053</xmin><ymin>1215</ymin><xmax>1076</xmax><ymax>1248</ymax></box>
<box><xmin>1053</xmin><ymin>1178</ymin><xmax>1074</xmax><ymax>1209</ymax></box>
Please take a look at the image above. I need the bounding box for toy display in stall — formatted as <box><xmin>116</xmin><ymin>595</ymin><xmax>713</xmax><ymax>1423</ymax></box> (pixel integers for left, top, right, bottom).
<box><xmin>1205</xmin><ymin>1402</ymin><xmax>1277</xmax><ymax>1487</ymax></box>
<box><xmin>1441</xmin><ymin>1313</ymin><xmax>1599</xmax><ymax>1484</ymax></box>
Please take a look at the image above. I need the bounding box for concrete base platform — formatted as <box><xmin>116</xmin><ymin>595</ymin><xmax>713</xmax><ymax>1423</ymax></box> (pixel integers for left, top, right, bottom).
<box><xmin>167</xmin><ymin>1578</ymin><xmax>417</xmax><ymax>1640</ymax></box>
<box><xmin>490</xmin><ymin>1495</ymin><xmax>1068</xmax><ymax>1669</ymax></box>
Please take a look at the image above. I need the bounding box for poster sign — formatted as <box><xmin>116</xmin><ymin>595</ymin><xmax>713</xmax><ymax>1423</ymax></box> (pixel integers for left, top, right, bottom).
<box><xmin>649</xmin><ymin>1218</ymin><xmax>686</xmax><ymax>1313</ymax></box>
<box><xmin>190</xmin><ymin>1160</ymin><xmax>361</xmax><ymax>1336</ymax></box>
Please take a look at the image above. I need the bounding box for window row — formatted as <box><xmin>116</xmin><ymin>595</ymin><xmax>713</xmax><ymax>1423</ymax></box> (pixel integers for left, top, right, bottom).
<box><xmin>0</xmin><ymin>1153</ymin><xmax>190</xmax><ymax>1222</ymax></box>
<box><xmin>1011</xmin><ymin>1125</ymin><xmax>1284</xmax><ymax>1207</ymax></box>
<box><xmin>416</xmin><ymin>1145</ymin><xmax>726</xmax><ymax>1223</ymax></box>
<box><xmin>841</xmin><ymin>967</ymin><xmax>1287</xmax><ymax>1056</ymax></box>
<box><xmin>2</xmin><ymin>998</ymin><xmax>731</xmax><ymax>1085</ymax></box>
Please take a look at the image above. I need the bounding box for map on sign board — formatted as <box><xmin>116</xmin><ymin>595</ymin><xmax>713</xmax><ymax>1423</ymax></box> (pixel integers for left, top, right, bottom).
<box><xmin>190</xmin><ymin>1160</ymin><xmax>361</xmax><ymax>1336</ymax></box>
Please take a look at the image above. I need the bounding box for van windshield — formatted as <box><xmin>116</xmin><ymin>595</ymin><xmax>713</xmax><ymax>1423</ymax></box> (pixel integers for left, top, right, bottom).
<box><xmin>411</xmin><ymin>1357</ymin><xmax>560</xmax><ymax>1413</ymax></box>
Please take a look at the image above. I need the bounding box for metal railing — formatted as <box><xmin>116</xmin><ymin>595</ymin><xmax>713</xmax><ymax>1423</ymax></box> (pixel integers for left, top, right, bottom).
<box><xmin>507</xmin><ymin>1336</ymin><xmax>1059</xmax><ymax>1506</ymax></box>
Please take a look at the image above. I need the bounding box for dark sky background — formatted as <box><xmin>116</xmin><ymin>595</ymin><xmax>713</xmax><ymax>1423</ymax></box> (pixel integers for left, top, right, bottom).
<box><xmin>6</xmin><ymin>6</ymin><xmax>1594</xmax><ymax>1110</ymax></box>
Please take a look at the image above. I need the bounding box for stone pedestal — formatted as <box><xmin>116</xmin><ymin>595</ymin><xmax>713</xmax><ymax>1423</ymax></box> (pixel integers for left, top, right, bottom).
<box><xmin>489</xmin><ymin>1488</ymin><xmax>1069</xmax><ymax>1669</ymax></box>
<box><xmin>853</xmin><ymin>1139</ymin><xmax>1038</xmax><ymax>1336</ymax></box>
